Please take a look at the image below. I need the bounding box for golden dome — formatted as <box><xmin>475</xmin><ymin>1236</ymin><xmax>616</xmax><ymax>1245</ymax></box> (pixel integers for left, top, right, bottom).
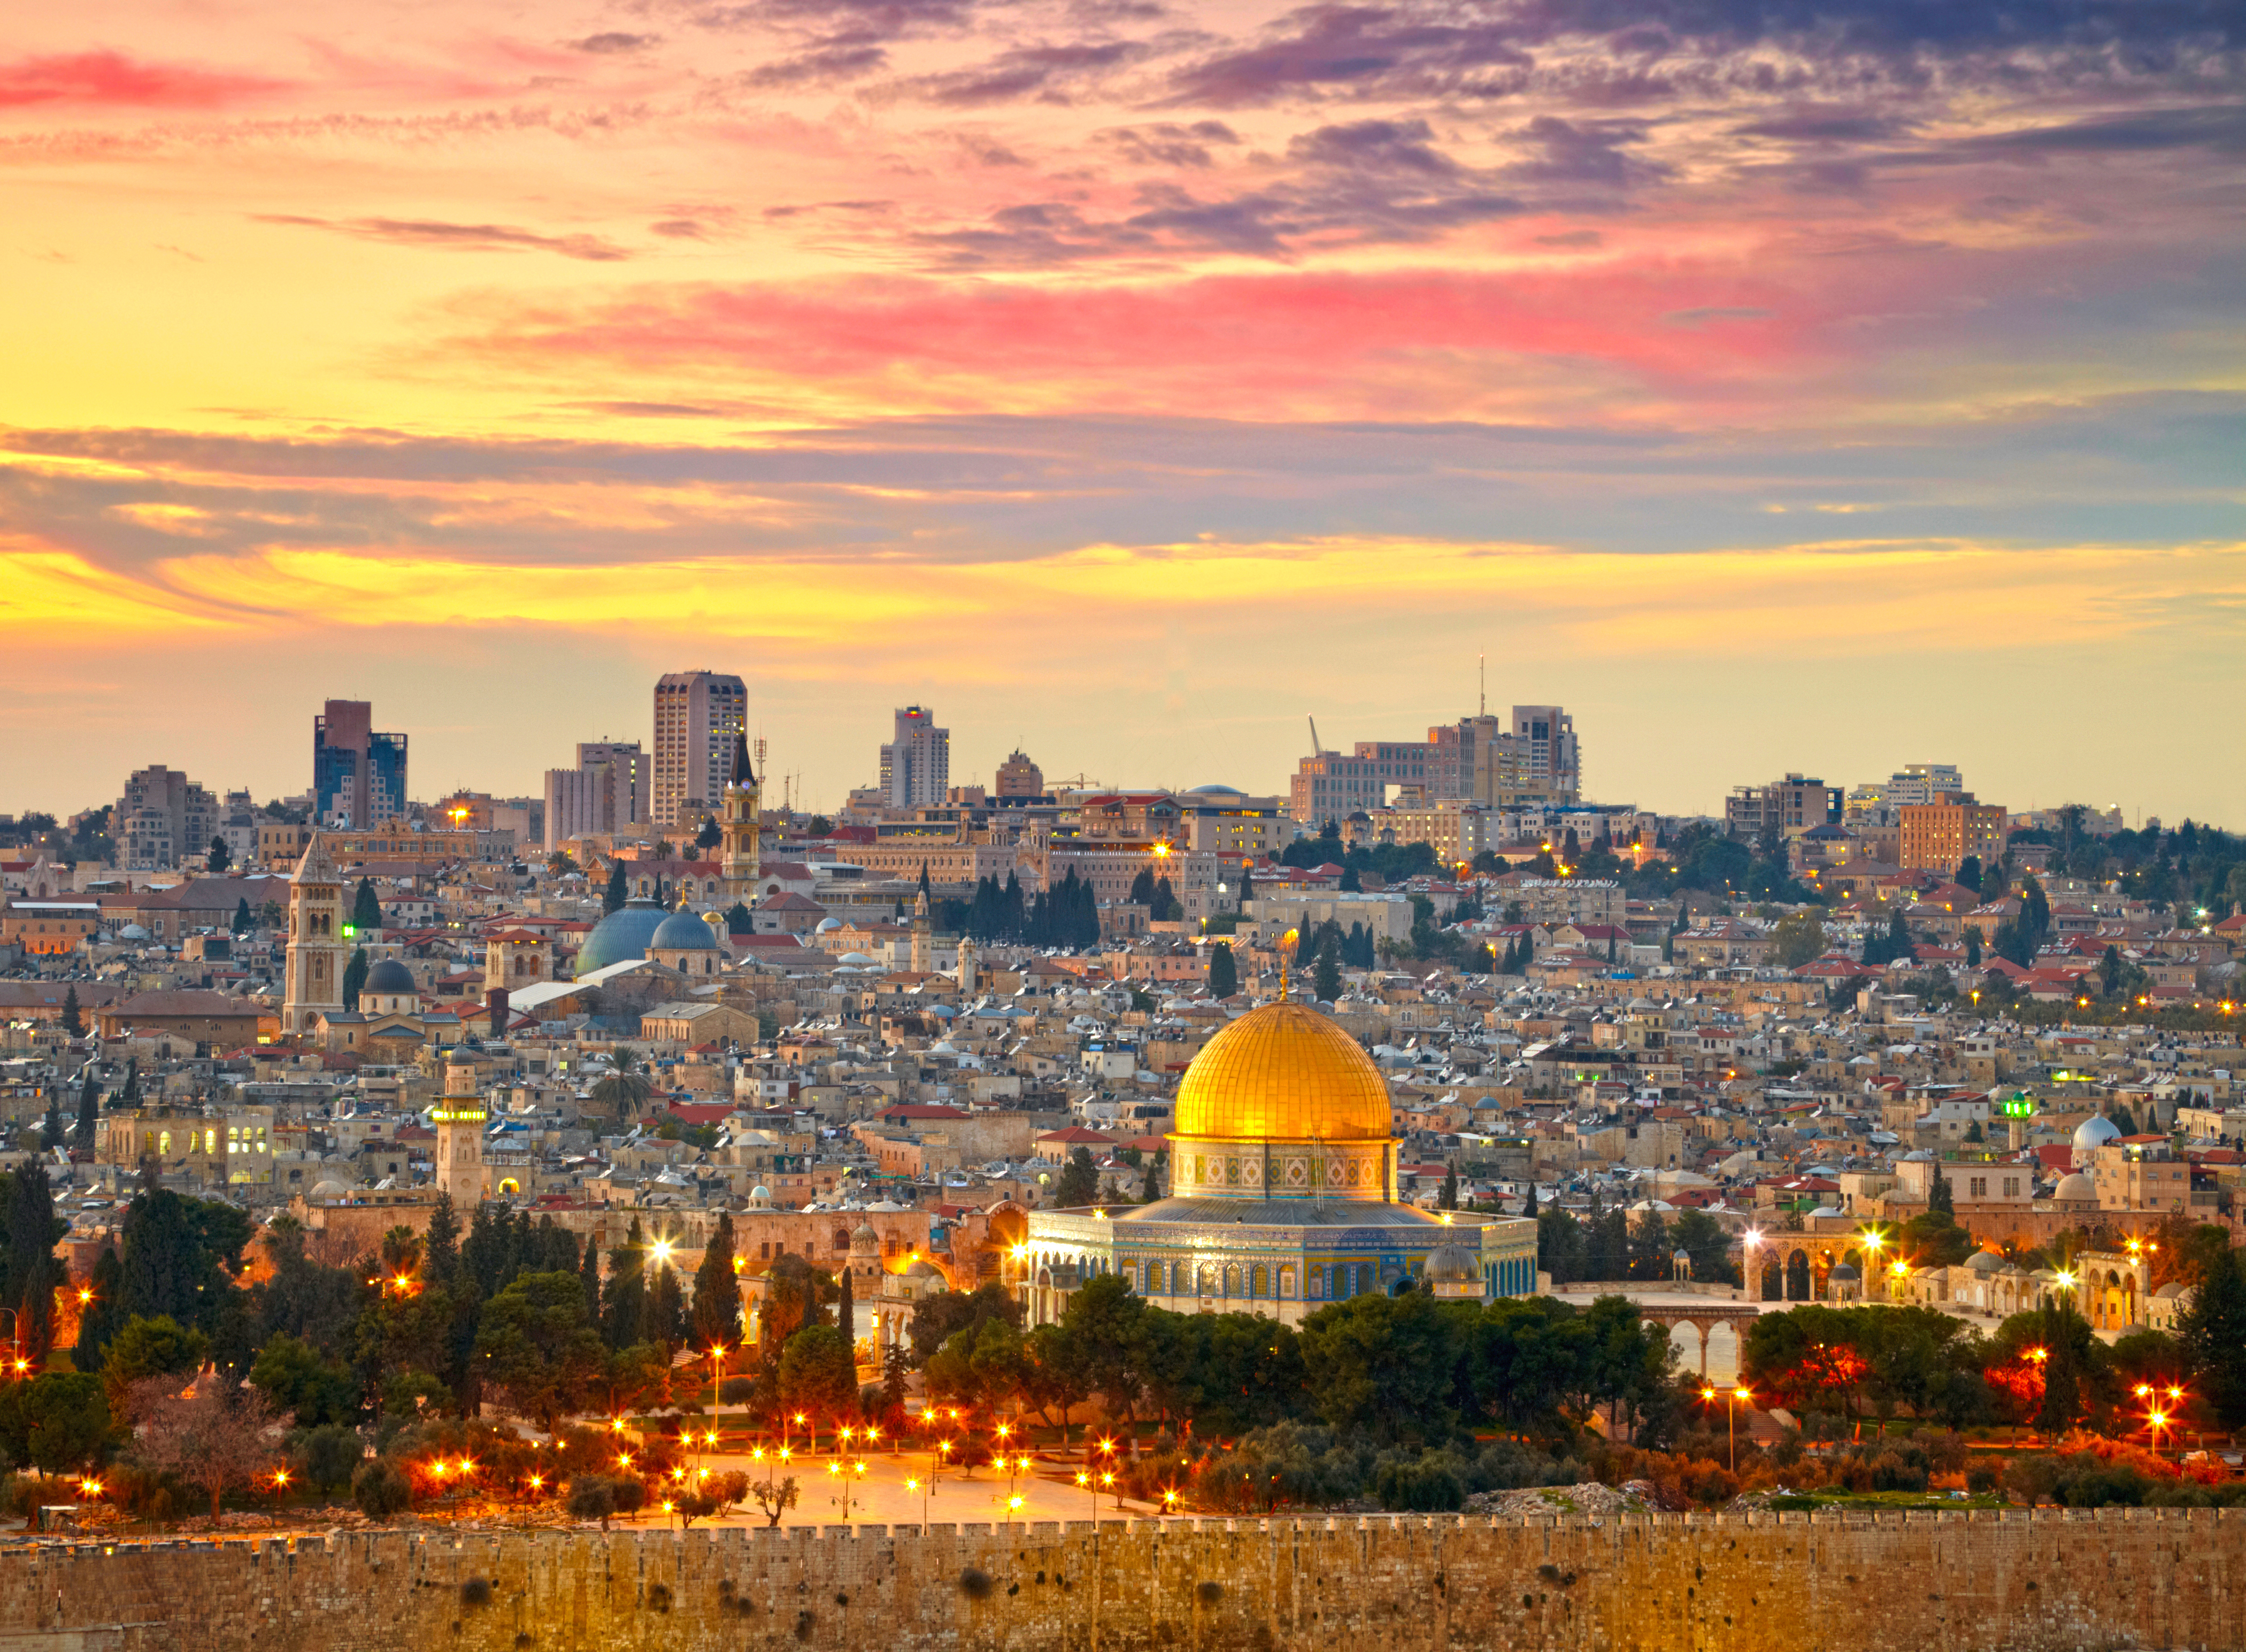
<box><xmin>1172</xmin><ymin>1003</ymin><xmax>1391</xmax><ymax>1143</ymax></box>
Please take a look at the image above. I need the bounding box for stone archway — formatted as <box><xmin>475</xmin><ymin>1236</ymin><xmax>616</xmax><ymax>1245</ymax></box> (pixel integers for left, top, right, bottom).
<box><xmin>1786</xmin><ymin>1250</ymin><xmax>1812</xmax><ymax>1301</ymax></box>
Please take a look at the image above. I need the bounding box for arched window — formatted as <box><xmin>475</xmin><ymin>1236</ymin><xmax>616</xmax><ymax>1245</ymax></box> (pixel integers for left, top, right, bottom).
<box><xmin>1251</xmin><ymin>1264</ymin><xmax>1269</xmax><ymax>1297</ymax></box>
<box><xmin>1146</xmin><ymin>1261</ymin><xmax>1163</xmax><ymax>1293</ymax></box>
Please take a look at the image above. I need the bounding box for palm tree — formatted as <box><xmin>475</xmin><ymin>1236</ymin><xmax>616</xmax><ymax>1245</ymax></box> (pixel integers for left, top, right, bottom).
<box><xmin>592</xmin><ymin>1051</ymin><xmax>655</xmax><ymax>1119</ymax></box>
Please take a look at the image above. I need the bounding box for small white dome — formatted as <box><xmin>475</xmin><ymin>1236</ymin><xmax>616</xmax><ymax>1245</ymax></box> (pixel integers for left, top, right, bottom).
<box><xmin>2053</xmin><ymin>1171</ymin><xmax>2096</xmax><ymax>1201</ymax></box>
<box><xmin>2074</xmin><ymin>1115</ymin><xmax>2122</xmax><ymax>1149</ymax></box>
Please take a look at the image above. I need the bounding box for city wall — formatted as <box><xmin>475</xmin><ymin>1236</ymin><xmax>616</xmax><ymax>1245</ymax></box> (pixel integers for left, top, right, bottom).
<box><xmin>2</xmin><ymin>1508</ymin><xmax>2241</xmax><ymax>1652</ymax></box>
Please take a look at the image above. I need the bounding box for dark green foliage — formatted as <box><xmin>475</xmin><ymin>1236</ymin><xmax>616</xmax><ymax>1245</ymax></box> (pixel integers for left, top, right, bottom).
<box><xmin>351</xmin><ymin>879</ymin><xmax>381</xmax><ymax>931</ymax></box>
<box><xmin>1054</xmin><ymin>1146</ymin><xmax>1101</xmax><ymax>1208</ymax></box>
<box><xmin>692</xmin><ymin>1213</ymin><xmax>742</xmax><ymax>1349</ymax></box>
<box><xmin>116</xmin><ymin>1185</ymin><xmax>253</xmax><ymax>1338</ymax></box>
<box><xmin>1206</xmin><ymin>942</ymin><xmax>1237</xmax><ymax>997</ymax></box>
<box><xmin>2</xmin><ymin>1161</ymin><xmax>64</xmax><ymax>1365</ymax></box>
<box><xmin>341</xmin><ymin>947</ymin><xmax>368</xmax><ymax>1011</ymax></box>
<box><xmin>0</xmin><ymin>1372</ymin><xmax>111</xmax><ymax>1472</ymax></box>
<box><xmin>60</xmin><ymin>988</ymin><xmax>83</xmax><ymax>1038</ymax></box>
<box><xmin>75</xmin><ymin>1248</ymin><xmax>126</xmax><ymax>1370</ymax></box>
<box><xmin>352</xmin><ymin>1456</ymin><xmax>412</xmax><ymax>1520</ymax></box>
<box><xmin>604</xmin><ymin>861</ymin><xmax>628</xmax><ymax>913</ymax></box>
<box><xmin>906</xmin><ymin>1285</ymin><xmax>1021</xmax><ymax>1366</ymax></box>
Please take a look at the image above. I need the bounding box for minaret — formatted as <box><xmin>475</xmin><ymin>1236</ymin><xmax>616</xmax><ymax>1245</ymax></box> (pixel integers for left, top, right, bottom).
<box><xmin>956</xmin><ymin>935</ymin><xmax>978</xmax><ymax>994</ymax></box>
<box><xmin>719</xmin><ymin>731</ymin><xmax>762</xmax><ymax>906</ymax></box>
<box><xmin>430</xmin><ymin>1055</ymin><xmax>488</xmax><ymax>1205</ymax></box>
<box><xmin>281</xmin><ymin>832</ymin><xmax>350</xmax><ymax>1034</ymax></box>
<box><xmin>911</xmin><ymin>886</ymin><xmax>931</xmax><ymax>974</ymax></box>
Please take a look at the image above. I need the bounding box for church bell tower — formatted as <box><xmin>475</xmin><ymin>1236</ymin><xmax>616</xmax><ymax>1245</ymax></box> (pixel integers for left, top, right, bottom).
<box><xmin>719</xmin><ymin>732</ymin><xmax>762</xmax><ymax>907</ymax></box>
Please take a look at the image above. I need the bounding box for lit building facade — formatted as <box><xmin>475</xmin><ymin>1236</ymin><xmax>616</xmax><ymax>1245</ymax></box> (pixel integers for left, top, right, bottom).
<box><xmin>1017</xmin><ymin>1003</ymin><xmax>1537</xmax><ymax>1327</ymax></box>
<box><xmin>879</xmin><ymin>705</ymin><xmax>951</xmax><ymax>808</ymax></box>
<box><xmin>281</xmin><ymin>833</ymin><xmax>349</xmax><ymax>1035</ymax></box>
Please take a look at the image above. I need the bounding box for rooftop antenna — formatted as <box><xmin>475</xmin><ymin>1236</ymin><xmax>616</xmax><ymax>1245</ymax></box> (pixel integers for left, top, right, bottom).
<box><xmin>1479</xmin><ymin>652</ymin><xmax>1486</xmax><ymax>717</ymax></box>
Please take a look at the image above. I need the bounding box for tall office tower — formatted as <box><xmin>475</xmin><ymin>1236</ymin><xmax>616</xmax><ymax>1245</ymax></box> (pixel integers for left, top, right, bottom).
<box><xmin>1509</xmin><ymin>705</ymin><xmax>1580</xmax><ymax>803</ymax></box>
<box><xmin>113</xmin><ymin>764</ymin><xmax>220</xmax><ymax>870</ymax></box>
<box><xmin>878</xmin><ymin>706</ymin><xmax>950</xmax><ymax>808</ymax></box>
<box><xmin>312</xmin><ymin>700</ymin><xmax>409</xmax><ymax>827</ymax></box>
<box><xmin>543</xmin><ymin>740</ymin><xmax>651</xmax><ymax>849</ymax></box>
<box><xmin>995</xmin><ymin>748</ymin><xmax>1045</xmax><ymax>798</ymax></box>
<box><xmin>651</xmin><ymin>672</ymin><xmax>747</xmax><ymax>827</ymax></box>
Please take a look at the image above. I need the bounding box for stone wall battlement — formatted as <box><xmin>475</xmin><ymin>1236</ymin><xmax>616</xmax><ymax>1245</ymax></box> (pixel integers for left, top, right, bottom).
<box><xmin>0</xmin><ymin>1508</ymin><xmax>2238</xmax><ymax>1652</ymax></box>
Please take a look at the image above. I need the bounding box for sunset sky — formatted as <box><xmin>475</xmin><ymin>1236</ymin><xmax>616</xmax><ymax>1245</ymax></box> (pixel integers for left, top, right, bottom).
<box><xmin>3</xmin><ymin>0</ymin><xmax>2242</xmax><ymax>823</ymax></box>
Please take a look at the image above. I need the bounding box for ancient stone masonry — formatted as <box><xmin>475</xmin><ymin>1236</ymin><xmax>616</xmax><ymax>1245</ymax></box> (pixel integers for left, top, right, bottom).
<box><xmin>2</xmin><ymin>1509</ymin><xmax>2242</xmax><ymax>1652</ymax></box>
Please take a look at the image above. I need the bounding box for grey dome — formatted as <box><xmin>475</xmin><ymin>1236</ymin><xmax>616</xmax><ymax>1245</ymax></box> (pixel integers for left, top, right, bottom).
<box><xmin>1829</xmin><ymin>1261</ymin><xmax>1862</xmax><ymax>1281</ymax></box>
<box><xmin>2073</xmin><ymin>1115</ymin><xmax>2121</xmax><ymax>1149</ymax></box>
<box><xmin>651</xmin><ymin>910</ymin><xmax>721</xmax><ymax>951</ymax></box>
<box><xmin>578</xmin><ymin>897</ymin><xmax>669</xmax><ymax>974</ymax></box>
<box><xmin>1966</xmin><ymin>1250</ymin><xmax>2006</xmax><ymax>1272</ymax></box>
<box><xmin>1425</xmin><ymin>1243</ymin><xmax>1481</xmax><ymax>1283</ymax></box>
<box><xmin>364</xmin><ymin>959</ymin><xmax>416</xmax><ymax>994</ymax></box>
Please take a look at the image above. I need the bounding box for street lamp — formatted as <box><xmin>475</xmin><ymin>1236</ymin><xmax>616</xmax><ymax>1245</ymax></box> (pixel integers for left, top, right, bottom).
<box><xmin>906</xmin><ymin>1473</ymin><xmax>934</xmax><ymax>1527</ymax></box>
<box><xmin>1701</xmin><ymin>1384</ymin><xmax>1752</xmax><ymax>1472</ymax></box>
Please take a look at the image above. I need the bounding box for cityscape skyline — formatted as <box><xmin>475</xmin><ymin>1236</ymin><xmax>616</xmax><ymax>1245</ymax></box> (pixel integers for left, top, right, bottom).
<box><xmin>0</xmin><ymin>674</ymin><xmax>2219</xmax><ymax>827</ymax></box>
<box><xmin>3</xmin><ymin>0</ymin><xmax>2240</xmax><ymax>829</ymax></box>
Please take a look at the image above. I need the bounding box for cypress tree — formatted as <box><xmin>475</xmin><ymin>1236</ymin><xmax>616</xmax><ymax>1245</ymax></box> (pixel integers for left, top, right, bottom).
<box><xmin>1207</xmin><ymin>942</ymin><xmax>1238</xmax><ymax>998</ymax></box>
<box><xmin>60</xmin><ymin>987</ymin><xmax>82</xmax><ymax>1038</ymax></box>
<box><xmin>602</xmin><ymin>1218</ymin><xmax>648</xmax><ymax>1350</ymax></box>
<box><xmin>2</xmin><ymin>1159</ymin><xmax>60</xmax><ymax>1365</ymax></box>
<box><xmin>835</xmin><ymin>1261</ymin><xmax>856</xmax><ymax>1357</ymax></box>
<box><xmin>72</xmin><ymin>1071</ymin><xmax>98</xmax><ymax>1152</ymax></box>
<box><xmin>1314</xmin><ymin>932</ymin><xmax>1342</xmax><ymax>1002</ymax></box>
<box><xmin>424</xmin><ymin>1192</ymin><xmax>462</xmax><ymax>1290</ymax></box>
<box><xmin>75</xmin><ymin>1247</ymin><xmax>126</xmax><ymax>1370</ymax></box>
<box><xmin>41</xmin><ymin>1090</ymin><xmax>64</xmax><ymax>1151</ymax></box>
<box><xmin>642</xmin><ymin>1259</ymin><xmax>686</xmax><ymax>1354</ymax></box>
<box><xmin>579</xmin><ymin>1230</ymin><xmax>603</xmax><ymax>1323</ymax></box>
<box><xmin>604</xmin><ymin>860</ymin><xmax>628</xmax><ymax>914</ymax></box>
<box><xmin>233</xmin><ymin>897</ymin><xmax>252</xmax><ymax>933</ymax></box>
<box><xmin>341</xmin><ymin>947</ymin><xmax>368</xmax><ymax>1011</ymax></box>
<box><xmin>693</xmin><ymin>1213</ymin><xmax>742</xmax><ymax>1348</ymax></box>
<box><xmin>1439</xmin><ymin>1163</ymin><xmax>1458</xmax><ymax>1210</ymax></box>
<box><xmin>351</xmin><ymin>878</ymin><xmax>381</xmax><ymax>931</ymax></box>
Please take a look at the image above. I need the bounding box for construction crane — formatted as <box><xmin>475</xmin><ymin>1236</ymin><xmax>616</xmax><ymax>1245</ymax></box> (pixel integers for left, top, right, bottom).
<box><xmin>1307</xmin><ymin>716</ymin><xmax>1325</xmax><ymax>756</ymax></box>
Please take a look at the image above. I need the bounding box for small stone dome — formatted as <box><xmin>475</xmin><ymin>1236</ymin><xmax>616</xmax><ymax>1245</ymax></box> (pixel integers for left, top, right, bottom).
<box><xmin>1828</xmin><ymin>1261</ymin><xmax>1862</xmax><ymax>1281</ymax></box>
<box><xmin>364</xmin><ymin>958</ymin><xmax>416</xmax><ymax>994</ymax></box>
<box><xmin>906</xmin><ymin>1257</ymin><xmax>945</xmax><ymax>1279</ymax></box>
<box><xmin>2053</xmin><ymin>1171</ymin><xmax>2097</xmax><ymax>1201</ymax></box>
<box><xmin>310</xmin><ymin>1179</ymin><xmax>350</xmax><ymax>1201</ymax></box>
<box><xmin>851</xmin><ymin>1220</ymin><xmax>879</xmax><ymax>1244</ymax></box>
<box><xmin>2074</xmin><ymin>1115</ymin><xmax>2121</xmax><ymax>1150</ymax></box>
<box><xmin>1424</xmin><ymin>1243</ymin><xmax>1481</xmax><ymax>1284</ymax></box>
<box><xmin>651</xmin><ymin>909</ymin><xmax>721</xmax><ymax>951</ymax></box>
<box><xmin>1966</xmin><ymin>1250</ymin><xmax>2006</xmax><ymax>1273</ymax></box>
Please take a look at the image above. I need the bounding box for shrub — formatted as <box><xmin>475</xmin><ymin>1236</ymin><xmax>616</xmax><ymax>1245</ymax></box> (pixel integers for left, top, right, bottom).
<box><xmin>1965</xmin><ymin>1462</ymin><xmax>2001</xmax><ymax>1495</ymax></box>
<box><xmin>295</xmin><ymin>1424</ymin><xmax>365</xmax><ymax>1493</ymax></box>
<box><xmin>1373</xmin><ymin>1452</ymin><xmax>1464</xmax><ymax>1512</ymax></box>
<box><xmin>352</xmin><ymin>1457</ymin><xmax>412</xmax><ymax>1522</ymax></box>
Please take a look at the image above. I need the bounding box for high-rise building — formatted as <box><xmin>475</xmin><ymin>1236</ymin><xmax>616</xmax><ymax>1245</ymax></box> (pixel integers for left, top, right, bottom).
<box><xmin>1507</xmin><ymin>706</ymin><xmax>1580</xmax><ymax>802</ymax></box>
<box><xmin>544</xmin><ymin>740</ymin><xmax>651</xmax><ymax>849</ymax></box>
<box><xmin>652</xmin><ymin>672</ymin><xmax>747</xmax><ymax>827</ymax></box>
<box><xmin>113</xmin><ymin>765</ymin><xmax>220</xmax><ymax>871</ymax></box>
<box><xmin>1290</xmin><ymin>703</ymin><xmax>1581</xmax><ymax>824</ymax></box>
<box><xmin>312</xmin><ymin>700</ymin><xmax>409</xmax><ymax>828</ymax></box>
<box><xmin>1899</xmin><ymin>794</ymin><xmax>2005</xmax><ymax>875</ymax></box>
<box><xmin>879</xmin><ymin>706</ymin><xmax>950</xmax><ymax>808</ymax></box>
<box><xmin>280</xmin><ymin>833</ymin><xmax>349</xmax><ymax>1034</ymax></box>
<box><xmin>1848</xmin><ymin>763</ymin><xmax>1964</xmax><ymax>824</ymax></box>
<box><xmin>995</xmin><ymin>748</ymin><xmax>1044</xmax><ymax>798</ymax></box>
<box><xmin>1725</xmin><ymin>774</ymin><xmax>1842</xmax><ymax>840</ymax></box>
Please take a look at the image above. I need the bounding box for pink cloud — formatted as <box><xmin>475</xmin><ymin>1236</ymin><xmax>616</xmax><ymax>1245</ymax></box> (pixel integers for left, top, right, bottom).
<box><xmin>0</xmin><ymin>50</ymin><xmax>287</xmax><ymax>109</ymax></box>
<box><xmin>453</xmin><ymin>262</ymin><xmax>1823</xmax><ymax>422</ymax></box>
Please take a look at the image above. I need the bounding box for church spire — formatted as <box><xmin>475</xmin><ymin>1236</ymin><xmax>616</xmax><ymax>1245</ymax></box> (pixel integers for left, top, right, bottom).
<box><xmin>729</xmin><ymin>730</ymin><xmax>756</xmax><ymax>789</ymax></box>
